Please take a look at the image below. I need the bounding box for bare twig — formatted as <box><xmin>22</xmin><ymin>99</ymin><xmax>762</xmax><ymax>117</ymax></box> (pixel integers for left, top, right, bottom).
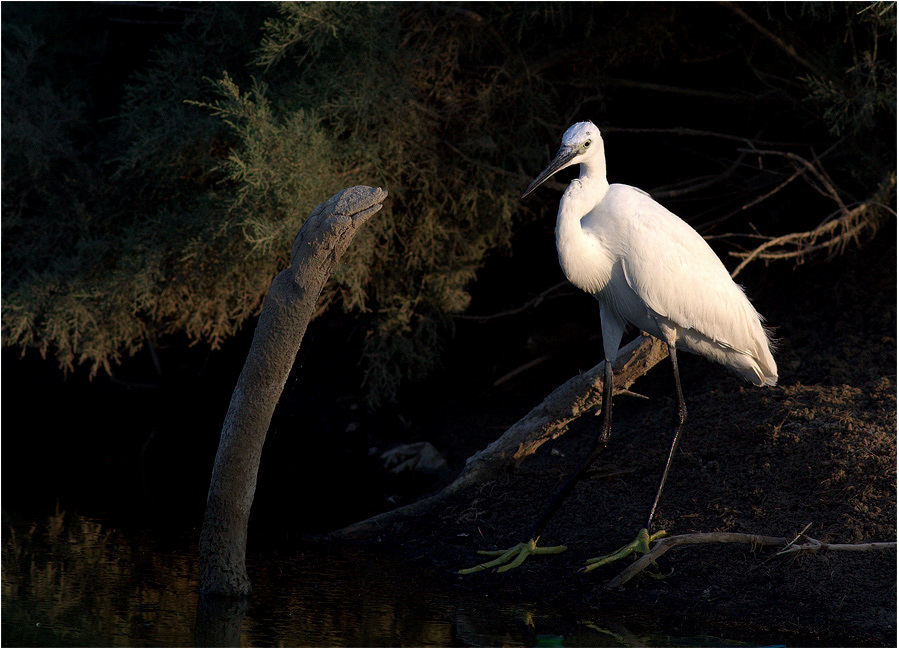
<box><xmin>782</xmin><ymin>522</ymin><xmax>814</xmax><ymax>550</ymax></box>
<box><xmin>650</xmin><ymin>151</ymin><xmax>749</xmax><ymax>200</ymax></box>
<box><xmin>697</xmin><ymin>141</ymin><xmax>838</xmax><ymax>232</ymax></box>
<box><xmin>728</xmin><ymin>169</ymin><xmax>895</xmax><ymax>278</ymax></box>
<box><xmin>491</xmin><ymin>356</ymin><xmax>551</xmax><ymax>388</ymax></box>
<box><xmin>730</xmin><ymin>204</ymin><xmax>873</xmax><ymax>278</ymax></box>
<box><xmin>698</xmin><ymin>165</ymin><xmax>807</xmax><ymax>233</ymax></box>
<box><xmin>773</xmin><ymin>523</ymin><xmax>898</xmax><ymax>556</ymax></box>
<box><xmin>730</xmin><ymin>201</ymin><xmax>894</xmax><ymax>278</ymax></box>
<box><xmin>455</xmin><ymin>281</ymin><xmax>572</xmax><ymax>322</ymax></box>
<box><xmin>738</xmin><ymin>148</ymin><xmax>847</xmax><ymax>213</ymax></box>
<box><xmin>720</xmin><ymin>2</ymin><xmax>829</xmax><ymax>79</ymax></box>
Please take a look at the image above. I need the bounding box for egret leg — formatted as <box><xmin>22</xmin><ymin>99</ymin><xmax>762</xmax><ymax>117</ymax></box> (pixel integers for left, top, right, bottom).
<box><xmin>582</xmin><ymin>341</ymin><xmax>686</xmax><ymax>574</ymax></box>
<box><xmin>645</xmin><ymin>342</ymin><xmax>687</xmax><ymax>531</ymax></box>
<box><xmin>459</xmin><ymin>360</ymin><xmax>616</xmax><ymax>574</ymax></box>
<box><xmin>528</xmin><ymin>358</ymin><xmax>615</xmax><ymax>541</ymax></box>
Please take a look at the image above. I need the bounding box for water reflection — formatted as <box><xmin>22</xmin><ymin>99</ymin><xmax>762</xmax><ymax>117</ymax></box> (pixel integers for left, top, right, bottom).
<box><xmin>2</xmin><ymin>509</ymin><xmax>198</xmax><ymax>646</ymax></box>
<box><xmin>3</xmin><ymin>510</ymin><xmax>772</xmax><ymax>647</ymax></box>
<box><xmin>2</xmin><ymin>510</ymin><xmax>551</xmax><ymax>647</ymax></box>
<box><xmin>237</xmin><ymin>547</ymin><xmax>538</xmax><ymax>646</ymax></box>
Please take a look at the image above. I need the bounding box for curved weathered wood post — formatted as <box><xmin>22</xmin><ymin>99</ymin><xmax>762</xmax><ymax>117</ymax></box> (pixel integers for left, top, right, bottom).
<box><xmin>199</xmin><ymin>185</ymin><xmax>387</xmax><ymax>596</ymax></box>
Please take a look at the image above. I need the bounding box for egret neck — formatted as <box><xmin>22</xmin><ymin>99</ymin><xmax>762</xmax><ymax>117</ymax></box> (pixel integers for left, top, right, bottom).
<box><xmin>555</xmin><ymin>140</ymin><xmax>612</xmax><ymax>298</ymax></box>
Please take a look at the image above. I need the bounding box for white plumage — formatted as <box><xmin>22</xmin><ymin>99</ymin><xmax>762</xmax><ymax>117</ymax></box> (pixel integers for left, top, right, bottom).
<box><xmin>525</xmin><ymin>121</ymin><xmax>777</xmax><ymax>386</ymax></box>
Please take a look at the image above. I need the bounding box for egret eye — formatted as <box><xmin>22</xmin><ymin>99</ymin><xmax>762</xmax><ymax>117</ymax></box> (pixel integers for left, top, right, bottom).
<box><xmin>584</xmin><ymin>140</ymin><xmax>591</xmax><ymax>148</ymax></box>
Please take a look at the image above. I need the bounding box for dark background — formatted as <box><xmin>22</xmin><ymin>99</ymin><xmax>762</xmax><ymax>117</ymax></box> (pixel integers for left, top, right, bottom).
<box><xmin>2</xmin><ymin>2</ymin><xmax>895</xmax><ymax>547</ymax></box>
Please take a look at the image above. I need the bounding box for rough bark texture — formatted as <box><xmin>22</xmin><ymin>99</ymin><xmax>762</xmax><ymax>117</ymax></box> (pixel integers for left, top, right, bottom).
<box><xmin>199</xmin><ymin>186</ymin><xmax>387</xmax><ymax>596</ymax></box>
<box><xmin>194</xmin><ymin>594</ymin><xmax>248</xmax><ymax>647</ymax></box>
<box><xmin>333</xmin><ymin>334</ymin><xmax>668</xmax><ymax>540</ymax></box>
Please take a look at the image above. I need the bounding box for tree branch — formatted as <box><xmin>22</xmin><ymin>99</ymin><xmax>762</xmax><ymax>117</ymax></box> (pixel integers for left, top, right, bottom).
<box><xmin>737</xmin><ymin>147</ymin><xmax>848</xmax><ymax>213</ymax></box>
<box><xmin>719</xmin><ymin>2</ymin><xmax>829</xmax><ymax>79</ymax></box>
<box><xmin>729</xmin><ymin>171</ymin><xmax>895</xmax><ymax>278</ymax></box>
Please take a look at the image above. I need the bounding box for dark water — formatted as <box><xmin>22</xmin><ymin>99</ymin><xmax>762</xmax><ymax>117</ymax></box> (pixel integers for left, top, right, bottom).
<box><xmin>2</xmin><ymin>509</ymin><xmax>782</xmax><ymax>648</ymax></box>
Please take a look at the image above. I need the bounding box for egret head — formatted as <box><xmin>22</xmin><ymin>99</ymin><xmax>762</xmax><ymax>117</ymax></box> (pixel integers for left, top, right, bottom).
<box><xmin>522</xmin><ymin>121</ymin><xmax>602</xmax><ymax>198</ymax></box>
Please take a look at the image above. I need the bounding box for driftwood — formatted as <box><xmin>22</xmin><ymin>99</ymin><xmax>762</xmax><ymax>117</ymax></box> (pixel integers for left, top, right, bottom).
<box><xmin>332</xmin><ymin>334</ymin><xmax>669</xmax><ymax>540</ymax></box>
<box><xmin>605</xmin><ymin>527</ymin><xmax>898</xmax><ymax>589</ymax></box>
<box><xmin>199</xmin><ymin>186</ymin><xmax>387</xmax><ymax>596</ymax></box>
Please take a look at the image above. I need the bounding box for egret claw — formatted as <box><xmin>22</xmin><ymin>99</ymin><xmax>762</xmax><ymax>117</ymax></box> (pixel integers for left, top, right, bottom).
<box><xmin>459</xmin><ymin>538</ymin><xmax>567</xmax><ymax>574</ymax></box>
<box><xmin>582</xmin><ymin>528</ymin><xmax>666</xmax><ymax>573</ymax></box>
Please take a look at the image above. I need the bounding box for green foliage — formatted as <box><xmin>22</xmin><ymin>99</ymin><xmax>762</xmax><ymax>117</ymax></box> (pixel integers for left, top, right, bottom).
<box><xmin>2</xmin><ymin>22</ymin><xmax>102</xmax><ymax>372</ymax></box>
<box><xmin>2</xmin><ymin>5</ymin><xmax>268</xmax><ymax>376</ymax></box>
<box><xmin>3</xmin><ymin>2</ymin><xmax>895</xmax><ymax>405</ymax></box>
<box><xmin>188</xmin><ymin>2</ymin><xmax>544</xmax><ymax>404</ymax></box>
<box><xmin>802</xmin><ymin>2</ymin><xmax>897</xmax><ymax>137</ymax></box>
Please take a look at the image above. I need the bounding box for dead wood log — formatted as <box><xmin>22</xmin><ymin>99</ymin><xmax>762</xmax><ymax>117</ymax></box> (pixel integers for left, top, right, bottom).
<box><xmin>605</xmin><ymin>529</ymin><xmax>898</xmax><ymax>589</ymax></box>
<box><xmin>332</xmin><ymin>334</ymin><xmax>669</xmax><ymax>540</ymax></box>
<box><xmin>199</xmin><ymin>186</ymin><xmax>387</xmax><ymax>596</ymax></box>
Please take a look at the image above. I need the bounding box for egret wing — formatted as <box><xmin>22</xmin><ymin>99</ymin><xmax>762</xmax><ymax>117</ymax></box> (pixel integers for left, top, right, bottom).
<box><xmin>588</xmin><ymin>185</ymin><xmax>762</xmax><ymax>357</ymax></box>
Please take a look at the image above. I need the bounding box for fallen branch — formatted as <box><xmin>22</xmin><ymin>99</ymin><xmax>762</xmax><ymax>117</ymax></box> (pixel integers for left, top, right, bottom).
<box><xmin>332</xmin><ymin>335</ymin><xmax>669</xmax><ymax>540</ymax></box>
<box><xmin>605</xmin><ymin>532</ymin><xmax>787</xmax><ymax>589</ymax></box>
<box><xmin>605</xmin><ymin>528</ymin><xmax>897</xmax><ymax>589</ymax></box>
<box><xmin>777</xmin><ymin>538</ymin><xmax>898</xmax><ymax>556</ymax></box>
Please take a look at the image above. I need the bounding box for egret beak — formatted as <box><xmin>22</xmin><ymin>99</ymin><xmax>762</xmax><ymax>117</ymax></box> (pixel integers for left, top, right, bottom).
<box><xmin>521</xmin><ymin>146</ymin><xmax>579</xmax><ymax>199</ymax></box>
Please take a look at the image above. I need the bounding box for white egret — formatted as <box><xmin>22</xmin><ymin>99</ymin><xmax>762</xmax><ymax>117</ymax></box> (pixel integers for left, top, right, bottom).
<box><xmin>461</xmin><ymin>121</ymin><xmax>777</xmax><ymax>575</ymax></box>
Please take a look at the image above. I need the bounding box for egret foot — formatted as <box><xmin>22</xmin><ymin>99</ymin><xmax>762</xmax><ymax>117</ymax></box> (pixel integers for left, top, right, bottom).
<box><xmin>582</xmin><ymin>528</ymin><xmax>667</xmax><ymax>573</ymax></box>
<box><xmin>458</xmin><ymin>538</ymin><xmax>567</xmax><ymax>574</ymax></box>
